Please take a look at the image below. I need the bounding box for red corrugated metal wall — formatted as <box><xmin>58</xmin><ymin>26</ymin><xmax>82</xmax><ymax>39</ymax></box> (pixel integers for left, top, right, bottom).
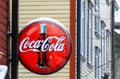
<box><xmin>0</xmin><ymin>0</ymin><xmax>9</xmax><ymax>65</ymax></box>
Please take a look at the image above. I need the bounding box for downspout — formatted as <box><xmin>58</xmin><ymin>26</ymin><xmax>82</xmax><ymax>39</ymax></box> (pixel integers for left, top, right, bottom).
<box><xmin>11</xmin><ymin>0</ymin><xmax>19</xmax><ymax>79</ymax></box>
<box><xmin>77</xmin><ymin>0</ymin><xmax>81</xmax><ymax>79</ymax></box>
<box><xmin>111</xmin><ymin>0</ymin><xmax>115</xmax><ymax>79</ymax></box>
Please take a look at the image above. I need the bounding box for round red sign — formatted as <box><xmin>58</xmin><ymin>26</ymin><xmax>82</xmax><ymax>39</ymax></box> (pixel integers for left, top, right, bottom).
<box><xmin>18</xmin><ymin>18</ymin><xmax>72</xmax><ymax>75</ymax></box>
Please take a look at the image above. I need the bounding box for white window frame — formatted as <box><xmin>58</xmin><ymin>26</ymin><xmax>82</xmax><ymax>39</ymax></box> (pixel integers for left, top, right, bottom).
<box><xmin>95</xmin><ymin>47</ymin><xmax>100</xmax><ymax>79</ymax></box>
<box><xmin>101</xmin><ymin>21</ymin><xmax>106</xmax><ymax>77</ymax></box>
<box><xmin>80</xmin><ymin>0</ymin><xmax>85</xmax><ymax>60</ymax></box>
<box><xmin>106</xmin><ymin>30</ymin><xmax>110</xmax><ymax>73</ymax></box>
<box><xmin>87</xmin><ymin>1</ymin><xmax>93</xmax><ymax>68</ymax></box>
<box><xmin>95</xmin><ymin>0</ymin><xmax>100</xmax><ymax>38</ymax></box>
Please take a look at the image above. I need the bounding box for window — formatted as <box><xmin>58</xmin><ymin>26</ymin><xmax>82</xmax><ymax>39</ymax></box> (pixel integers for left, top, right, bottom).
<box><xmin>106</xmin><ymin>30</ymin><xmax>110</xmax><ymax>73</ymax></box>
<box><xmin>95</xmin><ymin>0</ymin><xmax>99</xmax><ymax>12</ymax></box>
<box><xmin>114</xmin><ymin>1</ymin><xmax>119</xmax><ymax>12</ymax></box>
<box><xmin>101</xmin><ymin>21</ymin><xmax>106</xmax><ymax>78</ymax></box>
<box><xmin>87</xmin><ymin>1</ymin><xmax>93</xmax><ymax>68</ymax></box>
<box><xmin>95</xmin><ymin>16</ymin><xmax>100</xmax><ymax>38</ymax></box>
<box><xmin>80</xmin><ymin>0</ymin><xmax>85</xmax><ymax>61</ymax></box>
<box><xmin>95</xmin><ymin>0</ymin><xmax>100</xmax><ymax>38</ymax></box>
<box><xmin>95</xmin><ymin>47</ymin><xmax>100</xmax><ymax>79</ymax></box>
<box><xmin>106</xmin><ymin>0</ymin><xmax>110</xmax><ymax>6</ymax></box>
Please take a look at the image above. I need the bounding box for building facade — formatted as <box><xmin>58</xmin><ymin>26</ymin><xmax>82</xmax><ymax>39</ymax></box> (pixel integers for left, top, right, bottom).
<box><xmin>78</xmin><ymin>0</ymin><xmax>112</xmax><ymax>79</ymax></box>
<box><xmin>6</xmin><ymin>0</ymin><xmax>113</xmax><ymax>79</ymax></box>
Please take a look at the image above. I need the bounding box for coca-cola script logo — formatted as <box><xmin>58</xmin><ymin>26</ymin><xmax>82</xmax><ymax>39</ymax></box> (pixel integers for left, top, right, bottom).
<box><xmin>19</xmin><ymin>36</ymin><xmax>65</xmax><ymax>52</ymax></box>
<box><xmin>18</xmin><ymin>18</ymin><xmax>72</xmax><ymax>75</ymax></box>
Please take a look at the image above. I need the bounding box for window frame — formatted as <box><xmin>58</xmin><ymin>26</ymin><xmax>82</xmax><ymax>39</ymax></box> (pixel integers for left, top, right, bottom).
<box><xmin>95</xmin><ymin>46</ymin><xmax>100</xmax><ymax>79</ymax></box>
<box><xmin>95</xmin><ymin>0</ymin><xmax>100</xmax><ymax>39</ymax></box>
<box><xmin>80</xmin><ymin>0</ymin><xmax>86</xmax><ymax>61</ymax></box>
<box><xmin>106</xmin><ymin>29</ymin><xmax>110</xmax><ymax>73</ymax></box>
<box><xmin>101</xmin><ymin>20</ymin><xmax>106</xmax><ymax>77</ymax></box>
<box><xmin>87</xmin><ymin>1</ymin><xmax>93</xmax><ymax>69</ymax></box>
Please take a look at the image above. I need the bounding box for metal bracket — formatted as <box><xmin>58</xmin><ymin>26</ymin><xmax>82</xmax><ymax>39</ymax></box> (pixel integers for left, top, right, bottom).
<box><xmin>7</xmin><ymin>58</ymin><xmax>12</xmax><ymax>63</ymax></box>
<box><xmin>7</xmin><ymin>32</ymin><xmax>12</xmax><ymax>36</ymax></box>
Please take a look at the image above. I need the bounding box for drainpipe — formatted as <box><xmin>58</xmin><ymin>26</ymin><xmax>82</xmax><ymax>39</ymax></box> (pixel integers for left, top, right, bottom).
<box><xmin>11</xmin><ymin>0</ymin><xmax>19</xmax><ymax>79</ymax></box>
<box><xmin>77</xmin><ymin>0</ymin><xmax>81</xmax><ymax>79</ymax></box>
<box><xmin>111</xmin><ymin>0</ymin><xmax>115</xmax><ymax>79</ymax></box>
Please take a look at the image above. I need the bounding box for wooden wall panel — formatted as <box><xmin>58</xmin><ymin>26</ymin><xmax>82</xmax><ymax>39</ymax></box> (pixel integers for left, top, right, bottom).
<box><xmin>18</xmin><ymin>0</ymin><xmax>70</xmax><ymax>79</ymax></box>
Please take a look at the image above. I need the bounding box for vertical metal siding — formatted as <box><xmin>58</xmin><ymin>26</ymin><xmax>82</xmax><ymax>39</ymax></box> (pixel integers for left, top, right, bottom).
<box><xmin>19</xmin><ymin>0</ymin><xmax>70</xmax><ymax>79</ymax></box>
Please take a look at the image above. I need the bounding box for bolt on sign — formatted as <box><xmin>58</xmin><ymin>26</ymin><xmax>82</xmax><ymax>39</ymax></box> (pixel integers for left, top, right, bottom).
<box><xmin>18</xmin><ymin>18</ymin><xmax>72</xmax><ymax>75</ymax></box>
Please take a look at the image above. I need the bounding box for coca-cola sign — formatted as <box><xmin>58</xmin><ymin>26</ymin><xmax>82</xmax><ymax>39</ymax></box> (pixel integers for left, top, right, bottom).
<box><xmin>18</xmin><ymin>18</ymin><xmax>72</xmax><ymax>75</ymax></box>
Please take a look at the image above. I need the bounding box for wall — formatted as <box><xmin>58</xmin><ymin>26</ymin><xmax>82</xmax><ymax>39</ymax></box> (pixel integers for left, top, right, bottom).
<box><xmin>0</xmin><ymin>0</ymin><xmax>9</xmax><ymax>65</ymax></box>
<box><xmin>18</xmin><ymin>0</ymin><xmax>70</xmax><ymax>79</ymax></box>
